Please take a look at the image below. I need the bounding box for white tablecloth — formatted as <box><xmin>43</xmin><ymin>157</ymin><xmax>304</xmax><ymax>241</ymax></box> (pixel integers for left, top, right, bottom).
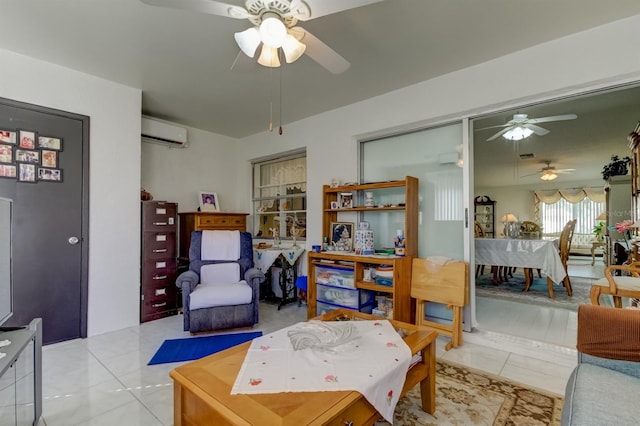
<box><xmin>475</xmin><ymin>238</ymin><xmax>566</xmax><ymax>283</ymax></box>
<box><xmin>253</xmin><ymin>246</ymin><xmax>305</xmax><ymax>273</ymax></box>
<box><xmin>231</xmin><ymin>320</ymin><xmax>411</xmax><ymax>424</ymax></box>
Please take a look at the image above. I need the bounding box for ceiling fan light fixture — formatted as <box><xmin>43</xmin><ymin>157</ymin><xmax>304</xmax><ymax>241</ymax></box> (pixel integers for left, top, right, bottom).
<box><xmin>234</xmin><ymin>27</ymin><xmax>261</xmax><ymax>58</ymax></box>
<box><xmin>257</xmin><ymin>45</ymin><xmax>281</xmax><ymax>67</ymax></box>
<box><xmin>259</xmin><ymin>13</ymin><xmax>287</xmax><ymax>48</ymax></box>
<box><xmin>540</xmin><ymin>171</ymin><xmax>558</xmax><ymax>181</ymax></box>
<box><xmin>282</xmin><ymin>33</ymin><xmax>306</xmax><ymax>63</ymax></box>
<box><xmin>503</xmin><ymin>126</ymin><xmax>534</xmax><ymax>141</ymax></box>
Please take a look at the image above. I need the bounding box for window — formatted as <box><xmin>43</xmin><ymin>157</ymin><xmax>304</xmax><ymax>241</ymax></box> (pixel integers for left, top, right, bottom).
<box><xmin>536</xmin><ymin>189</ymin><xmax>605</xmax><ymax>235</ymax></box>
<box><xmin>252</xmin><ymin>151</ymin><xmax>306</xmax><ymax>241</ymax></box>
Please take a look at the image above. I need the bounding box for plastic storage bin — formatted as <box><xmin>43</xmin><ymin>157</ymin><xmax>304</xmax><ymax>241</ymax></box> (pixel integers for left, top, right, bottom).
<box><xmin>315</xmin><ymin>265</ymin><xmax>355</xmax><ymax>288</ymax></box>
<box><xmin>317</xmin><ymin>284</ymin><xmax>375</xmax><ymax>309</ymax></box>
<box><xmin>316</xmin><ymin>300</ymin><xmax>374</xmax><ymax>316</ymax></box>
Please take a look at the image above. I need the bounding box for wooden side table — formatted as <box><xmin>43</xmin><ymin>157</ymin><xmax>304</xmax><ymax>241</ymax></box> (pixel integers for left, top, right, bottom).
<box><xmin>591</xmin><ymin>241</ymin><xmax>605</xmax><ymax>265</ymax></box>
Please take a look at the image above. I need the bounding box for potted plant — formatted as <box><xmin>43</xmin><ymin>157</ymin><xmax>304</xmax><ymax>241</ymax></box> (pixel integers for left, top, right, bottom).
<box><xmin>602</xmin><ymin>155</ymin><xmax>631</xmax><ymax>180</ymax></box>
<box><xmin>593</xmin><ymin>221</ymin><xmax>605</xmax><ymax>241</ymax></box>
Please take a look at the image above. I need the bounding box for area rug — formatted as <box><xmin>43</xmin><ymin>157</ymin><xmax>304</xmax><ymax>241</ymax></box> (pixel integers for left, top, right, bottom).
<box><xmin>147</xmin><ymin>331</ymin><xmax>262</xmax><ymax>365</ymax></box>
<box><xmin>379</xmin><ymin>359</ymin><xmax>563</xmax><ymax>425</ymax></box>
<box><xmin>475</xmin><ymin>270</ymin><xmax>596</xmax><ymax>311</ymax></box>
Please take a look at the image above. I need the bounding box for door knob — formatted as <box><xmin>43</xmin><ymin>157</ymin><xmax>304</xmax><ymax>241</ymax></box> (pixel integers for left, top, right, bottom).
<box><xmin>68</xmin><ymin>236</ymin><xmax>79</xmax><ymax>245</ymax></box>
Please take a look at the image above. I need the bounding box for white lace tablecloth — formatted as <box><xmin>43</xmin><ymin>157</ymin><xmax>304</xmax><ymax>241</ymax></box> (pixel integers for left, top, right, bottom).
<box><xmin>253</xmin><ymin>246</ymin><xmax>305</xmax><ymax>272</ymax></box>
<box><xmin>231</xmin><ymin>319</ymin><xmax>411</xmax><ymax>423</ymax></box>
<box><xmin>475</xmin><ymin>238</ymin><xmax>566</xmax><ymax>283</ymax></box>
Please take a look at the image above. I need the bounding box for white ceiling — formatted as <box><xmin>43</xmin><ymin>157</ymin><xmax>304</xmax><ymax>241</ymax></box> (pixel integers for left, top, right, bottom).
<box><xmin>1</xmin><ymin>0</ymin><xmax>640</xmax><ymax>139</ymax></box>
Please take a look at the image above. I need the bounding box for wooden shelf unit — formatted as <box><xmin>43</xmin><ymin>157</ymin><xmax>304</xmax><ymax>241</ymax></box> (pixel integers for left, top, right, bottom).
<box><xmin>307</xmin><ymin>176</ymin><xmax>419</xmax><ymax>324</ymax></box>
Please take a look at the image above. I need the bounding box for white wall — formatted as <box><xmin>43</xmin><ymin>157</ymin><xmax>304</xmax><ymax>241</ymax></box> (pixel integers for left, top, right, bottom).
<box><xmin>0</xmin><ymin>49</ymin><xmax>142</xmax><ymax>337</ymax></box>
<box><xmin>141</xmin><ymin>126</ymin><xmax>239</xmax><ymax>212</ymax></box>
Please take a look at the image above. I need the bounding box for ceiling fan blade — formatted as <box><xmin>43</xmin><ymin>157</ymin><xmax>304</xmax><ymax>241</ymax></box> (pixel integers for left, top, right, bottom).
<box><xmin>486</xmin><ymin>127</ymin><xmax>512</xmax><ymax>141</ymax></box>
<box><xmin>523</xmin><ymin>123</ymin><xmax>550</xmax><ymax>136</ymax></box>
<box><xmin>475</xmin><ymin>123</ymin><xmax>511</xmax><ymax>131</ymax></box>
<box><xmin>139</xmin><ymin>0</ymin><xmax>249</xmax><ymax>19</ymax></box>
<box><xmin>527</xmin><ymin>114</ymin><xmax>578</xmax><ymax>124</ymax></box>
<box><xmin>296</xmin><ymin>0</ymin><xmax>383</xmax><ymax>21</ymax></box>
<box><xmin>294</xmin><ymin>27</ymin><xmax>350</xmax><ymax>74</ymax></box>
<box><xmin>556</xmin><ymin>168</ymin><xmax>576</xmax><ymax>174</ymax></box>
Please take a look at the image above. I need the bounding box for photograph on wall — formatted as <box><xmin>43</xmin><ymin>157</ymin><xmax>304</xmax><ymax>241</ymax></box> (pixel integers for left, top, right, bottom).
<box><xmin>38</xmin><ymin>168</ymin><xmax>62</xmax><ymax>182</ymax></box>
<box><xmin>18</xmin><ymin>163</ymin><xmax>36</xmax><ymax>182</ymax></box>
<box><xmin>198</xmin><ymin>191</ymin><xmax>220</xmax><ymax>212</ymax></box>
<box><xmin>0</xmin><ymin>130</ymin><xmax>16</xmax><ymax>144</ymax></box>
<box><xmin>15</xmin><ymin>149</ymin><xmax>40</xmax><ymax>164</ymax></box>
<box><xmin>19</xmin><ymin>130</ymin><xmax>36</xmax><ymax>149</ymax></box>
<box><xmin>0</xmin><ymin>145</ymin><xmax>12</xmax><ymax>163</ymax></box>
<box><xmin>38</xmin><ymin>136</ymin><xmax>62</xmax><ymax>150</ymax></box>
<box><xmin>41</xmin><ymin>150</ymin><xmax>57</xmax><ymax>168</ymax></box>
<box><xmin>330</xmin><ymin>222</ymin><xmax>354</xmax><ymax>251</ymax></box>
<box><xmin>0</xmin><ymin>165</ymin><xmax>16</xmax><ymax>178</ymax></box>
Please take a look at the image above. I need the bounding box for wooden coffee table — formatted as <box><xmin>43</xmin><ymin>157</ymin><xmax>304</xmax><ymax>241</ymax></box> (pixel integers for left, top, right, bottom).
<box><xmin>170</xmin><ymin>309</ymin><xmax>438</xmax><ymax>425</ymax></box>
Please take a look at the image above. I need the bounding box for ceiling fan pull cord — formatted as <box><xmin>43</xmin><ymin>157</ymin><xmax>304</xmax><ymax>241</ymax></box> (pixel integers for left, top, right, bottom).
<box><xmin>269</xmin><ymin>65</ymin><xmax>274</xmax><ymax>132</ymax></box>
<box><xmin>279</xmin><ymin>59</ymin><xmax>283</xmax><ymax>135</ymax></box>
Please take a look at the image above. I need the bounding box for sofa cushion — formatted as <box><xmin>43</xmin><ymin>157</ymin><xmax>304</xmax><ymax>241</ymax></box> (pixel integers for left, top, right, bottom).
<box><xmin>189</xmin><ymin>281</ymin><xmax>252</xmax><ymax>310</ymax></box>
<box><xmin>562</xmin><ymin>363</ymin><xmax>640</xmax><ymax>425</ymax></box>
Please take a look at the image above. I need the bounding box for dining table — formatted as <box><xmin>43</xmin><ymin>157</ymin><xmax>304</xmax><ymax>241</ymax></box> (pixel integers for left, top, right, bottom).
<box><xmin>474</xmin><ymin>237</ymin><xmax>567</xmax><ymax>298</ymax></box>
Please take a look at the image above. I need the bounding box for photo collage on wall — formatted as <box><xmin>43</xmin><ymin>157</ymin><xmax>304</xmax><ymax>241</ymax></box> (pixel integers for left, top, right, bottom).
<box><xmin>0</xmin><ymin>129</ymin><xmax>63</xmax><ymax>183</ymax></box>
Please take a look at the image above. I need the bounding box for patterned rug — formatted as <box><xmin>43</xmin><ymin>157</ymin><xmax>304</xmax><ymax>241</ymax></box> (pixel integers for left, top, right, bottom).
<box><xmin>474</xmin><ymin>270</ymin><xmax>596</xmax><ymax>311</ymax></box>
<box><xmin>381</xmin><ymin>359</ymin><xmax>563</xmax><ymax>425</ymax></box>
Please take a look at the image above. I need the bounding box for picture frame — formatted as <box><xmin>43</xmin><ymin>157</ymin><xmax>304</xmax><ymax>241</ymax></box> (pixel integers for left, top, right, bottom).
<box><xmin>0</xmin><ymin>130</ymin><xmax>16</xmax><ymax>144</ymax></box>
<box><xmin>199</xmin><ymin>191</ymin><xmax>220</xmax><ymax>212</ymax></box>
<box><xmin>18</xmin><ymin>130</ymin><xmax>36</xmax><ymax>149</ymax></box>
<box><xmin>18</xmin><ymin>163</ymin><xmax>36</xmax><ymax>182</ymax></box>
<box><xmin>15</xmin><ymin>149</ymin><xmax>40</xmax><ymax>164</ymax></box>
<box><xmin>330</xmin><ymin>221</ymin><xmax>354</xmax><ymax>251</ymax></box>
<box><xmin>330</xmin><ymin>201</ymin><xmax>339</xmax><ymax>209</ymax></box>
<box><xmin>338</xmin><ymin>192</ymin><xmax>353</xmax><ymax>208</ymax></box>
<box><xmin>38</xmin><ymin>136</ymin><xmax>62</xmax><ymax>151</ymax></box>
<box><xmin>0</xmin><ymin>164</ymin><xmax>16</xmax><ymax>178</ymax></box>
<box><xmin>38</xmin><ymin>168</ymin><xmax>62</xmax><ymax>182</ymax></box>
<box><xmin>0</xmin><ymin>145</ymin><xmax>12</xmax><ymax>163</ymax></box>
<box><xmin>41</xmin><ymin>149</ymin><xmax>57</xmax><ymax>168</ymax></box>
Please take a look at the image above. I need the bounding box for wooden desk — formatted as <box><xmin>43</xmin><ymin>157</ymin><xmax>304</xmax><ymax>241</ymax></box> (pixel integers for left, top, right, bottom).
<box><xmin>170</xmin><ymin>309</ymin><xmax>437</xmax><ymax>425</ymax></box>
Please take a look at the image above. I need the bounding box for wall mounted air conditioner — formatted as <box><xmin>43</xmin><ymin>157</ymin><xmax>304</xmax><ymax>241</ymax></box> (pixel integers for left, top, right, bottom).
<box><xmin>141</xmin><ymin>115</ymin><xmax>188</xmax><ymax>148</ymax></box>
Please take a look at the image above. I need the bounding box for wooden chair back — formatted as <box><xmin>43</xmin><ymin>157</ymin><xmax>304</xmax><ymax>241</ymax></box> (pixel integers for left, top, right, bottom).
<box><xmin>411</xmin><ymin>257</ymin><xmax>468</xmax><ymax>350</ymax></box>
<box><xmin>559</xmin><ymin>219</ymin><xmax>577</xmax><ymax>264</ymax></box>
<box><xmin>520</xmin><ymin>221</ymin><xmax>541</xmax><ymax>238</ymax></box>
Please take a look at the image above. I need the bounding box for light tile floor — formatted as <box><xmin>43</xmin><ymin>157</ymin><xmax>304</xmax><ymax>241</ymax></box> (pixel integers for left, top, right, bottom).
<box><xmin>36</xmin><ymin>297</ymin><xmax>578</xmax><ymax>425</ymax></box>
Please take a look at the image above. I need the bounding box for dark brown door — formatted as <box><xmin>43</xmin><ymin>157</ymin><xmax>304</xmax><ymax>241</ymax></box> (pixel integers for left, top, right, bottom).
<box><xmin>0</xmin><ymin>97</ymin><xmax>89</xmax><ymax>345</ymax></box>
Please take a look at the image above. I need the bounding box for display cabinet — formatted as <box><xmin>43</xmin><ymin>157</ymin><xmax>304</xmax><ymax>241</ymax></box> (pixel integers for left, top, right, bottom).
<box><xmin>474</xmin><ymin>196</ymin><xmax>495</xmax><ymax>237</ymax></box>
<box><xmin>307</xmin><ymin>176</ymin><xmax>419</xmax><ymax>324</ymax></box>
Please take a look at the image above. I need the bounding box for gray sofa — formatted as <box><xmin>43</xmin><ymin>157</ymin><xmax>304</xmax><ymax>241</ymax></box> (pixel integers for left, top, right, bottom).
<box><xmin>562</xmin><ymin>304</ymin><xmax>640</xmax><ymax>425</ymax></box>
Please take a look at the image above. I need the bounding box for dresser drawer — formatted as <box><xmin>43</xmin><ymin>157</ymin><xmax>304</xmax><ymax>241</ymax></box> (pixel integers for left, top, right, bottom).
<box><xmin>141</xmin><ymin>285</ymin><xmax>177</xmax><ymax>321</ymax></box>
<box><xmin>142</xmin><ymin>259</ymin><xmax>176</xmax><ymax>283</ymax></box>
<box><xmin>142</xmin><ymin>202</ymin><xmax>177</xmax><ymax>232</ymax></box>
<box><xmin>325</xmin><ymin>396</ymin><xmax>378</xmax><ymax>426</ymax></box>
<box><xmin>142</xmin><ymin>232</ymin><xmax>176</xmax><ymax>259</ymax></box>
<box><xmin>195</xmin><ymin>214</ymin><xmax>246</xmax><ymax>230</ymax></box>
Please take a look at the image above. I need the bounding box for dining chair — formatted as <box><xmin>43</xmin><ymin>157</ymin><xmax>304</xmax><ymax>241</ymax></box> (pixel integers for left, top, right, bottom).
<box><xmin>520</xmin><ymin>221</ymin><xmax>542</xmax><ymax>280</ymax></box>
<box><xmin>590</xmin><ymin>261</ymin><xmax>640</xmax><ymax>307</ymax></box>
<box><xmin>557</xmin><ymin>219</ymin><xmax>577</xmax><ymax>296</ymax></box>
<box><xmin>474</xmin><ymin>221</ymin><xmax>486</xmax><ymax>277</ymax></box>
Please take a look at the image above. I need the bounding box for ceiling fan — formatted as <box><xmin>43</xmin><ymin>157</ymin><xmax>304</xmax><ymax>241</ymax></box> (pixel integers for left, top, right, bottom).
<box><xmin>478</xmin><ymin>113</ymin><xmax>578</xmax><ymax>141</ymax></box>
<box><xmin>140</xmin><ymin>0</ymin><xmax>383</xmax><ymax>74</ymax></box>
<box><xmin>522</xmin><ymin>161</ymin><xmax>576</xmax><ymax>181</ymax></box>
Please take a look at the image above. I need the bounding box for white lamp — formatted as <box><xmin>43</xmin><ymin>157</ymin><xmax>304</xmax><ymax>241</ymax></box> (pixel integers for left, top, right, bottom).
<box><xmin>281</xmin><ymin>33</ymin><xmax>306</xmax><ymax>63</ymax></box>
<box><xmin>503</xmin><ymin>126</ymin><xmax>534</xmax><ymax>141</ymax></box>
<box><xmin>234</xmin><ymin>27</ymin><xmax>261</xmax><ymax>58</ymax></box>
<box><xmin>501</xmin><ymin>213</ymin><xmax>520</xmax><ymax>238</ymax></box>
<box><xmin>257</xmin><ymin>45</ymin><xmax>281</xmax><ymax>67</ymax></box>
<box><xmin>258</xmin><ymin>13</ymin><xmax>287</xmax><ymax>48</ymax></box>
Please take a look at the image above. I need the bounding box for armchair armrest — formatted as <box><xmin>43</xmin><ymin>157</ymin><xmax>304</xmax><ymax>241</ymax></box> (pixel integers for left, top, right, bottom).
<box><xmin>603</xmin><ymin>263</ymin><xmax>640</xmax><ymax>292</ymax></box>
<box><xmin>245</xmin><ymin>267</ymin><xmax>265</xmax><ymax>285</ymax></box>
<box><xmin>176</xmin><ymin>270</ymin><xmax>200</xmax><ymax>294</ymax></box>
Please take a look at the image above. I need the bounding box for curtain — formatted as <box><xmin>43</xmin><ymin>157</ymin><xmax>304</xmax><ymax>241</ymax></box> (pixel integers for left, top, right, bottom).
<box><xmin>534</xmin><ymin>187</ymin><xmax>606</xmax><ymax>234</ymax></box>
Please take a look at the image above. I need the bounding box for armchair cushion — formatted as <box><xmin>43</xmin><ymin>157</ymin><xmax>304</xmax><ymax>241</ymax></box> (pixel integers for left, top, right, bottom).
<box><xmin>189</xmin><ymin>281</ymin><xmax>253</xmax><ymax>310</ymax></box>
<box><xmin>201</xmin><ymin>230</ymin><xmax>240</xmax><ymax>260</ymax></box>
<box><xmin>201</xmin><ymin>263</ymin><xmax>241</xmax><ymax>284</ymax></box>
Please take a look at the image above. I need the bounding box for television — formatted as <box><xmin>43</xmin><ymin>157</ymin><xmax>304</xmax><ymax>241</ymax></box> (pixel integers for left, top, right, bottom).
<box><xmin>0</xmin><ymin>197</ymin><xmax>12</xmax><ymax>327</ymax></box>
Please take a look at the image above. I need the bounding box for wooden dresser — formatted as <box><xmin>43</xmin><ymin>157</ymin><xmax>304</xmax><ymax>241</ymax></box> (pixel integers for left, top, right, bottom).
<box><xmin>178</xmin><ymin>212</ymin><xmax>248</xmax><ymax>260</ymax></box>
<box><xmin>141</xmin><ymin>201</ymin><xmax>178</xmax><ymax>322</ymax></box>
